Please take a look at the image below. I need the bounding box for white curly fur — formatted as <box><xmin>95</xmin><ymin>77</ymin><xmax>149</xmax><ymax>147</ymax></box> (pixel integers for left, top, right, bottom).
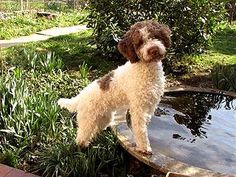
<box><xmin>58</xmin><ymin>22</ymin><xmax>169</xmax><ymax>154</ymax></box>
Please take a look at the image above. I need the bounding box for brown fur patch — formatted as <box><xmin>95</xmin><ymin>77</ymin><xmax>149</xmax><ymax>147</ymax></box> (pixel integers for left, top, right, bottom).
<box><xmin>97</xmin><ymin>71</ymin><xmax>114</xmax><ymax>91</ymax></box>
<box><xmin>118</xmin><ymin>30</ymin><xmax>140</xmax><ymax>63</ymax></box>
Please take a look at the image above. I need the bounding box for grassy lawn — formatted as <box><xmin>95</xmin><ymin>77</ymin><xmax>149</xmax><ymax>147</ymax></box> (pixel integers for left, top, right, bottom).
<box><xmin>0</xmin><ymin>11</ymin><xmax>87</xmax><ymax>40</ymax></box>
<box><xmin>0</xmin><ymin>1</ymin><xmax>73</xmax><ymax>12</ymax></box>
<box><xmin>185</xmin><ymin>22</ymin><xmax>236</xmax><ymax>72</ymax></box>
<box><xmin>172</xmin><ymin>22</ymin><xmax>236</xmax><ymax>91</ymax></box>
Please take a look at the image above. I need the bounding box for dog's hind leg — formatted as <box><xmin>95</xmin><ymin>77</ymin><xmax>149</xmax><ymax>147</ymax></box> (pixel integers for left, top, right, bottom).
<box><xmin>75</xmin><ymin>112</ymin><xmax>112</xmax><ymax>147</ymax></box>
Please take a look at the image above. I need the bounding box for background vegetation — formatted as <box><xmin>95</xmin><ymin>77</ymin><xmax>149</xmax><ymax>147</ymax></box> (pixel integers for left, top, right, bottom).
<box><xmin>0</xmin><ymin>0</ymin><xmax>236</xmax><ymax>176</ymax></box>
<box><xmin>87</xmin><ymin>0</ymin><xmax>225</xmax><ymax>59</ymax></box>
<box><xmin>0</xmin><ymin>11</ymin><xmax>87</xmax><ymax>40</ymax></box>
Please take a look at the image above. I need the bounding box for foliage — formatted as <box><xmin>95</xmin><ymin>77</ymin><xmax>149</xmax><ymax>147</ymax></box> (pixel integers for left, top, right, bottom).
<box><xmin>0</xmin><ymin>11</ymin><xmax>88</xmax><ymax>40</ymax></box>
<box><xmin>211</xmin><ymin>64</ymin><xmax>236</xmax><ymax>92</ymax></box>
<box><xmin>0</xmin><ymin>2</ymin><xmax>20</xmax><ymax>12</ymax></box>
<box><xmin>178</xmin><ymin>22</ymin><xmax>236</xmax><ymax>74</ymax></box>
<box><xmin>0</xmin><ymin>1</ymin><xmax>85</xmax><ymax>12</ymax></box>
<box><xmin>31</xmin><ymin>131</ymin><xmax>125</xmax><ymax>177</ymax></box>
<box><xmin>0</xmin><ymin>32</ymin><xmax>127</xmax><ymax>176</ymax></box>
<box><xmin>0</xmin><ymin>66</ymin><xmax>125</xmax><ymax>176</ymax></box>
<box><xmin>86</xmin><ymin>0</ymin><xmax>225</xmax><ymax>61</ymax></box>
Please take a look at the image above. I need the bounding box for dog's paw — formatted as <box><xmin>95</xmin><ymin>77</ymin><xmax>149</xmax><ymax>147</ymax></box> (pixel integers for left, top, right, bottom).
<box><xmin>136</xmin><ymin>149</ymin><xmax>153</xmax><ymax>156</ymax></box>
<box><xmin>57</xmin><ymin>98</ymin><xmax>77</xmax><ymax>113</ymax></box>
<box><xmin>75</xmin><ymin>137</ymin><xmax>90</xmax><ymax>149</ymax></box>
<box><xmin>130</xmin><ymin>142</ymin><xmax>136</xmax><ymax>147</ymax></box>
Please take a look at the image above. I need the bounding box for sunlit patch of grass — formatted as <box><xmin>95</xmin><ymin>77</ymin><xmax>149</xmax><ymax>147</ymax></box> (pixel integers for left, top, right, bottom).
<box><xmin>3</xmin><ymin>30</ymin><xmax>118</xmax><ymax>74</ymax></box>
<box><xmin>180</xmin><ymin>22</ymin><xmax>236</xmax><ymax>73</ymax></box>
<box><xmin>0</xmin><ymin>11</ymin><xmax>88</xmax><ymax>40</ymax></box>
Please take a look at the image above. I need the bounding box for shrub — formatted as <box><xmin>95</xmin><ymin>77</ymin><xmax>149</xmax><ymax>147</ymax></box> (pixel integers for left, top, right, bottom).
<box><xmin>211</xmin><ymin>64</ymin><xmax>236</xmax><ymax>92</ymax></box>
<box><xmin>30</xmin><ymin>131</ymin><xmax>125</xmax><ymax>177</ymax></box>
<box><xmin>0</xmin><ymin>42</ymin><xmax>126</xmax><ymax>176</ymax></box>
<box><xmin>86</xmin><ymin>0</ymin><xmax>225</xmax><ymax>60</ymax></box>
<box><xmin>0</xmin><ymin>67</ymin><xmax>125</xmax><ymax>176</ymax></box>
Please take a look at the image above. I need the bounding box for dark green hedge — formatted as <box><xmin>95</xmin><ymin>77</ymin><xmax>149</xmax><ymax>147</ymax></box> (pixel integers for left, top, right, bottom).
<box><xmin>86</xmin><ymin>0</ymin><xmax>225</xmax><ymax>60</ymax></box>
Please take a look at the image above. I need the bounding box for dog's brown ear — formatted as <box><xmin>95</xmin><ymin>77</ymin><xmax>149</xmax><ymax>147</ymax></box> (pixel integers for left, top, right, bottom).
<box><xmin>150</xmin><ymin>21</ymin><xmax>172</xmax><ymax>48</ymax></box>
<box><xmin>159</xmin><ymin>25</ymin><xmax>172</xmax><ymax>48</ymax></box>
<box><xmin>118</xmin><ymin>31</ymin><xmax>139</xmax><ymax>63</ymax></box>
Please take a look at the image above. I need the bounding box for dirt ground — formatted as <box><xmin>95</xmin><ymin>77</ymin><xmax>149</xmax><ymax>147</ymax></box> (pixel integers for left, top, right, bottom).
<box><xmin>166</xmin><ymin>72</ymin><xmax>213</xmax><ymax>89</ymax></box>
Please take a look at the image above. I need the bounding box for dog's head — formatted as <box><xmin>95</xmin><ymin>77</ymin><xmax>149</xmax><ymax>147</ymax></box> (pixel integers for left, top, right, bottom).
<box><xmin>118</xmin><ymin>20</ymin><xmax>171</xmax><ymax>63</ymax></box>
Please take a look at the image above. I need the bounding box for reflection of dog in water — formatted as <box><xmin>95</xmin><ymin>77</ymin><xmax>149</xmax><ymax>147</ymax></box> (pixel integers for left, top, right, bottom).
<box><xmin>58</xmin><ymin>20</ymin><xmax>171</xmax><ymax>155</ymax></box>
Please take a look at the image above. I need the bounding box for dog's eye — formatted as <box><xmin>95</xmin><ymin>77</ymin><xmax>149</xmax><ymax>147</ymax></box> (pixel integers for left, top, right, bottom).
<box><xmin>134</xmin><ymin>38</ymin><xmax>143</xmax><ymax>47</ymax></box>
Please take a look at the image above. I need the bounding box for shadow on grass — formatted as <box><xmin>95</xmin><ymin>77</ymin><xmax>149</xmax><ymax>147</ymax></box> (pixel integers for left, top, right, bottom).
<box><xmin>39</xmin><ymin>31</ymin><xmax>120</xmax><ymax>74</ymax></box>
<box><xmin>3</xmin><ymin>31</ymin><xmax>120</xmax><ymax>76</ymax></box>
<box><xmin>211</xmin><ymin>26</ymin><xmax>236</xmax><ymax>56</ymax></box>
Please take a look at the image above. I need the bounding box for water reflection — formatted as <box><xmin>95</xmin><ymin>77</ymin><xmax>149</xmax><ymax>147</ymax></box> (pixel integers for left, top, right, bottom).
<box><xmin>120</xmin><ymin>91</ymin><xmax>236</xmax><ymax>174</ymax></box>
<box><xmin>157</xmin><ymin>92</ymin><xmax>236</xmax><ymax>139</ymax></box>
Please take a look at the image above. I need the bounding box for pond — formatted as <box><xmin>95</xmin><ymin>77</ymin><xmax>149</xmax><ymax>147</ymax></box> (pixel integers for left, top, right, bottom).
<box><xmin>151</xmin><ymin>91</ymin><xmax>236</xmax><ymax>175</ymax></box>
<box><xmin>115</xmin><ymin>88</ymin><xmax>236</xmax><ymax>176</ymax></box>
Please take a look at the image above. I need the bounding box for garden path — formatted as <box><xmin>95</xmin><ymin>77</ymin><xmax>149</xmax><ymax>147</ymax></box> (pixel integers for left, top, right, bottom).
<box><xmin>0</xmin><ymin>25</ymin><xmax>87</xmax><ymax>48</ymax></box>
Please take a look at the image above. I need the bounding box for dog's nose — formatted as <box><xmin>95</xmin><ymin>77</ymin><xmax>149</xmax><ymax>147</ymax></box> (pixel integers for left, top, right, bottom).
<box><xmin>147</xmin><ymin>46</ymin><xmax>159</xmax><ymax>57</ymax></box>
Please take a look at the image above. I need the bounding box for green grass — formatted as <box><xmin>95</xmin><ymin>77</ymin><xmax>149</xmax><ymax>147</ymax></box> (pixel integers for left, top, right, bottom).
<box><xmin>2</xmin><ymin>30</ymin><xmax>118</xmax><ymax>74</ymax></box>
<box><xmin>0</xmin><ymin>11</ymin><xmax>88</xmax><ymax>40</ymax></box>
<box><xmin>171</xmin><ymin>22</ymin><xmax>236</xmax><ymax>92</ymax></box>
<box><xmin>0</xmin><ymin>1</ymin><xmax>78</xmax><ymax>12</ymax></box>
<box><xmin>0</xmin><ymin>2</ymin><xmax>20</xmax><ymax>12</ymax></box>
<box><xmin>183</xmin><ymin>22</ymin><xmax>236</xmax><ymax>73</ymax></box>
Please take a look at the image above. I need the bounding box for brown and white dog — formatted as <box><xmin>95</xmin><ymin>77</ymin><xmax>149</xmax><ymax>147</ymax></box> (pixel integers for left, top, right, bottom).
<box><xmin>58</xmin><ymin>20</ymin><xmax>171</xmax><ymax>154</ymax></box>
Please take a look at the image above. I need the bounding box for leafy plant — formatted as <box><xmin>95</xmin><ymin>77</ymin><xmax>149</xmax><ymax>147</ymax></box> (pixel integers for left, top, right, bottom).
<box><xmin>211</xmin><ymin>64</ymin><xmax>236</xmax><ymax>92</ymax></box>
<box><xmin>4</xmin><ymin>48</ymin><xmax>64</xmax><ymax>74</ymax></box>
<box><xmin>78</xmin><ymin>62</ymin><xmax>91</xmax><ymax>87</ymax></box>
<box><xmin>30</xmin><ymin>130</ymin><xmax>125</xmax><ymax>177</ymax></box>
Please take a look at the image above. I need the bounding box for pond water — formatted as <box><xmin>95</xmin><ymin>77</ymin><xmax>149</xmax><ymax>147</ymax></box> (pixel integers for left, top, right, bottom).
<box><xmin>149</xmin><ymin>91</ymin><xmax>236</xmax><ymax>175</ymax></box>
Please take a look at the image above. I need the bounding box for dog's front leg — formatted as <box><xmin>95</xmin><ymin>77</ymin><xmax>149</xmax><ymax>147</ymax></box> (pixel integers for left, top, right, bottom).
<box><xmin>129</xmin><ymin>105</ymin><xmax>152</xmax><ymax>155</ymax></box>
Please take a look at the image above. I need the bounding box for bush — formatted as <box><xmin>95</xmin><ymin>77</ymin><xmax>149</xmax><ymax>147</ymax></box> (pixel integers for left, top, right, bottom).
<box><xmin>0</xmin><ymin>60</ymin><xmax>124</xmax><ymax>177</ymax></box>
<box><xmin>211</xmin><ymin>64</ymin><xmax>236</xmax><ymax>92</ymax></box>
<box><xmin>86</xmin><ymin>0</ymin><xmax>225</xmax><ymax>60</ymax></box>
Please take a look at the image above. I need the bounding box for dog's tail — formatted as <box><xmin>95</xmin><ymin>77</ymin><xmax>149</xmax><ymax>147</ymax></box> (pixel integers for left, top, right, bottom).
<box><xmin>57</xmin><ymin>97</ymin><xmax>79</xmax><ymax>113</ymax></box>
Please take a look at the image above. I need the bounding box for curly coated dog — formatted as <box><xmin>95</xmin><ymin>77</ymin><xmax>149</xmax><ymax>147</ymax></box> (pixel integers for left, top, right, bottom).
<box><xmin>58</xmin><ymin>20</ymin><xmax>171</xmax><ymax>154</ymax></box>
